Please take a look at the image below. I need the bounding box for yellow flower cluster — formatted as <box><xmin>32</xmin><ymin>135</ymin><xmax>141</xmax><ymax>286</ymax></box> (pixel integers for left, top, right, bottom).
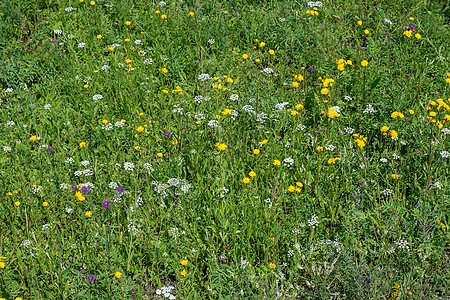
<box><xmin>306</xmin><ymin>7</ymin><xmax>319</xmax><ymax>16</ymax></box>
<box><xmin>391</xmin><ymin>111</ymin><xmax>405</xmax><ymax>119</ymax></box>
<box><xmin>327</xmin><ymin>108</ymin><xmax>340</xmax><ymax>118</ymax></box>
<box><xmin>291</xmin><ymin>104</ymin><xmax>304</xmax><ymax>116</ymax></box>
<box><xmin>327</xmin><ymin>157</ymin><xmax>341</xmax><ymax>164</ymax></box>
<box><xmin>446</xmin><ymin>73</ymin><xmax>450</xmax><ymax>84</ymax></box>
<box><xmin>426</xmin><ymin>98</ymin><xmax>450</xmax><ymax>128</ymax></box>
<box><xmin>336</xmin><ymin>58</ymin><xmax>352</xmax><ymax>71</ymax></box>
<box><xmin>0</xmin><ymin>256</ymin><xmax>6</xmax><ymax>269</ymax></box>
<box><xmin>212</xmin><ymin>75</ymin><xmax>233</xmax><ymax>91</ymax></box>
<box><xmin>354</xmin><ymin>134</ymin><xmax>367</xmax><ymax>150</ymax></box>
<box><xmin>172</xmin><ymin>86</ymin><xmax>183</xmax><ymax>94</ymax></box>
<box><xmin>292</xmin><ymin>73</ymin><xmax>304</xmax><ymax>88</ymax></box>
<box><xmin>288</xmin><ymin>182</ymin><xmax>303</xmax><ymax>193</ymax></box>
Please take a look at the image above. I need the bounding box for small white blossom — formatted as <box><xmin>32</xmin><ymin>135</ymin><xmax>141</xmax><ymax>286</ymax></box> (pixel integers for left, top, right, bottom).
<box><xmin>230</xmin><ymin>94</ymin><xmax>239</xmax><ymax>101</ymax></box>
<box><xmin>263</xmin><ymin>68</ymin><xmax>273</xmax><ymax>74</ymax></box>
<box><xmin>54</xmin><ymin>29</ymin><xmax>62</xmax><ymax>34</ymax></box>
<box><xmin>78</xmin><ymin>42</ymin><xmax>85</xmax><ymax>48</ymax></box>
<box><xmin>124</xmin><ymin>162</ymin><xmax>135</xmax><ymax>171</ymax></box>
<box><xmin>208</xmin><ymin>39</ymin><xmax>215</xmax><ymax>45</ymax></box>
<box><xmin>307</xmin><ymin>214</ymin><xmax>319</xmax><ymax>228</ymax></box>
<box><xmin>92</xmin><ymin>94</ymin><xmax>103</xmax><ymax>101</ymax></box>
<box><xmin>3</xmin><ymin>146</ymin><xmax>11</xmax><ymax>152</ymax></box>
<box><xmin>65</xmin><ymin>157</ymin><xmax>75</xmax><ymax>164</ymax></box>
<box><xmin>198</xmin><ymin>73</ymin><xmax>212</xmax><ymax>81</ymax></box>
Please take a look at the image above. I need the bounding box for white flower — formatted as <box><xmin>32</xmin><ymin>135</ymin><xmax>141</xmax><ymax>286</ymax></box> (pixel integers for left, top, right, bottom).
<box><xmin>134</xmin><ymin>39</ymin><xmax>142</xmax><ymax>45</ymax></box>
<box><xmin>194</xmin><ymin>113</ymin><xmax>205</xmax><ymax>120</ymax></box>
<box><xmin>115</xmin><ymin>121</ymin><xmax>124</xmax><ymax>127</ymax></box>
<box><xmin>307</xmin><ymin>1</ymin><xmax>323</xmax><ymax>7</ymax></box>
<box><xmin>441</xmin><ymin>128</ymin><xmax>450</xmax><ymax>135</ymax></box>
<box><xmin>263</xmin><ymin>68</ymin><xmax>273</xmax><ymax>74</ymax></box>
<box><xmin>42</xmin><ymin>223</ymin><xmax>52</xmax><ymax>233</ymax></box>
<box><xmin>208</xmin><ymin>120</ymin><xmax>219</xmax><ymax>128</ymax></box>
<box><xmin>283</xmin><ymin>157</ymin><xmax>294</xmax><ymax>167</ymax></box>
<box><xmin>109</xmin><ymin>182</ymin><xmax>118</xmax><ymax>189</ymax></box>
<box><xmin>83</xmin><ymin>169</ymin><xmax>93</xmax><ymax>176</ymax></box>
<box><xmin>395</xmin><ymin>239</ymin><xmax>410</xmax><ymax>251</ymax></box>
<box><xmin>65</xmin><ymin>7</ymin><xmax>75</xmax><ymax>12</ymax></box>
<box><xmin>78</xmin><ymin>42</ymin><xmax>85</xmax><ymax>48</ymax></box>
<box><xmin>208</xmin><ymin>39</ymin><xmax>215</xmax><ymax>45</ymax></box>
<box><xmin>101</xmin><ymin>65</ymin><xmax>110</xmax><ymax>71</ymax></box>
<box><xmin>256</xmin><ymin>112</ymin><xmax>268</xmax><ymax>123</ymax></box>
<box><xmin>325</xmin><ymin>144</ymin><xmax>335</xmax><ymax>151</ymax></box>
<box><xmin>65</xmin><ymin>157</ymin><xmax>75</xmax><ymax>164</ymax></box>
<box><xmin>230</xmin><ymin>94</ymin><xmax>239</xmax><ymax>101</ymax></box>
<box><xmin>143</xmin><ymin>163</ymin><xmax>154</xmax><ymax>172</ymax></box>
<box><xmin>297</xmin><ymin>124</ymin><xmax>306</xmax><ymax>131</ymax></box>
<box><xmin>383</xmin><ymin>18</ymin><xmax>393</xmax><ymax>25</ymax></box>
<box><xmin>363</xmin><ymin>104</ymin><xmax>376</xmax><ymax>113</ymax></box>
<box><xmin>74</xmin><ymin>171</ymin><xmax>83</xmax><ymax>177</ymax></box>
<box><xmin>167</xmin><ymin>178</ymin><xmax>180</xmax><ymax>186</ymax></box>
<box><xmin>242</xmin><ymin>105</ymin><xmax>255</xmax><ymax>114</ymax></box>
<box><xmin>23</xmin><ymin>240</ymin><xmax>32</xmax><ymax>248</ymax></box>
<box><xmin>344</xmin><ymin>127</ymin><xmax>355</xmax><ymax>134</ymax></box>
<box><xmin>44</xmin><ymin>103</ymin><xmax>52</xmax><ymax>110</ymax></box>
<box><xmin>275</xmin><ymin>102</ymin><xmax>289</xmax><ymax>111</ymax></box>
<box><xmin>440</xmin><ymin>151</ymin><xmax>450</xmax><ymax>158</ymax></box>
<box><xmin>198</xmin><ymin>73</ymin><xmax>211</xmax><ymax>81</ymax></box>
<box><xmin>381</xmin><ymin>189</ymin><xmax>393</xmax><ymax>196</ymax></box>
<box><xmin>92</xmin><ymin>94</ymin><xmax>103</xmax><ymax>100</ymax></box>
<box><xmin>172</xmin><ymin>104</ymin><xmax>183</xmax><ymax>115</ymax></box>
<box><xmin>380</xmin><ymin>158</ymin><xmax>388</xmax><ymax>163</ymax></box>
<box><xmin>144</xmin><ymin>58</ymin><xmax>153</xmax><ymax>64</ymax></box>
<box><xmin>5</xmin><ymin>88</ymin><xmax>13</xmax><ymax>93</ymax></box>
<box><xmin>3</xmin><ymin>146</ymin><xmax>11</xmax><ymax>152</ymax></box>
<box><xmin>102</xmin><ymin>123</ymin><xmax>113</xmax><ymax>130</ymax></box>
<box><xmin>124</xmin><ymin>162</ymin><xmax>135</xmax><ymax>171</ymax></box>
<box><xmin>194</xmin><ymin>95</ymin><xmax>203</xmax><ymax>103</ymax></box>
<box><xmin>5</xmin><ymin>121</ymin><xmax>15</xmax><ymax>127</ymax></box>
<box><xmin>54</xmin><ymin>29</ymin><xmax>62</xmax><ymax>34</ymax></box>
<box><xmin>307</xmin><ymin>214</ymin><xmax>319</xmax><ymax>228</ymax></box>
<box><xmin>81</xmin><ymin>160</ymin><xmax>90</xmax><ymax>166</ymax></box>
<box><xmin>344</xmin><ymin>95</ymin><xmax>352</xmax><ymax>101</ymax></box>
<box><xmin>66</xmin><ymin>208</ymin><xmax>74</xmax><ymax>214</ymax></box>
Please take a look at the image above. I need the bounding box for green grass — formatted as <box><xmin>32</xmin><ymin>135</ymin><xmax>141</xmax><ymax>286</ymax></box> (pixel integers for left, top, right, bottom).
<box><xmin>0</xmin><ymin>0</ymin><xmax>449</xmax><ymax>299</ymax></box>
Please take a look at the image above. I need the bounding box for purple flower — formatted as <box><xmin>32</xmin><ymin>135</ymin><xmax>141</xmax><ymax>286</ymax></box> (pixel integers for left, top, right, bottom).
<box><xmin>308</xmin><ymin>67</ymin><xmax>314</xmax><ymax>73</ymax></box>
<box><xmin>72</xmin><ymin>184</ymin><xmax>78</xmax><ymax>190</ymax></box>
<box><xmin>87</xmin><ymin>274</ymin><xmax>95</xmax><ymax>282</ymax></box>
<box><xmin>51</xmin><ymin>39</ymin><xmax>57</xmax><ymax>44</ymax></box>
<box><xmin>47</xmin><ymin>145</ymin><xmax>53</xmax><ymax>151</ymax></box>
<box><xmin>116</xmin><ymin>186</ymin><xmax>124</xmax><ymax>194</ymax></box>
<box><xmin>165</xmin><ymin>131</ymin><xmax>172</xmax><ymax>138</ymax></box>
<box><xmin>102</xmin><ymin>200</ymin><xmax>111</xmax><ymax>209</ymax></box>
<box><xmin>81</xmin><ymin>186</ymin><xmax>88</xmax><ymax>193</ymax></box>
<box><xmin>409</xmin><ymin>24</ymin><xmax>416</xmax><ymax>31</ymax></box>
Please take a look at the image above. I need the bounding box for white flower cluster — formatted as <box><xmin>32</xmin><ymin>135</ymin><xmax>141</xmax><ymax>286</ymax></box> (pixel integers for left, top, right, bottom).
<box><xmin>109</xmin><ymin>182</ymin><xmax>118</xmax><ymax>189</ymax></box>
<box><xmin>275</xmin><ymin>102</ymin><xmax>289</xmax><ymax>111</ymax></box>
<box><xmin>198</xmin><ymin>73</ymin><xmax>212</xmax><ymax>81</ymax></box>
<box><xmin>31</xmin><ymin>185</ymin><xmax>43</xmax><ymax>194</ymax></box>
<box><xmin>218</xmin><ymin>187</ymin><xmax>229</xmax><ymax>198</ymax></box>
<box><xmin>344</xmin><ymin>95</ymin><xmax>352</xmax><ymax>101</ymax></box>
<box><xmin>44</xmin><ymin>103</ymin><xmax>52</xmax><ymax>110</ymax></box>
<box><xmin>78</xmin><ymin>42</ymin><xmax>85</xmax><ymax>48</ymax></box>
<box><xmin>325</xmin><ymin>144</ymin><xmax>335</xmax><ymax>151</ymax></box>
<box><xmin>65</xmin><ymin>157</ymin><xmax>75</xmax><ymax>164</ymax></box>
<box><xmin>381</xmin><ymin>189</ymin><xmax>393</xmax><ymax>196</ymax></box>
<box><xmin>65</xmin><ymin>7</ymin><xmax>75</xmax><ymax>12</ymax></box>
<box><xmin>92</xmin><ymin>94</ymin><xmax>103</xmax><ymax>100</ymax></box>
<box><xmin>256</xmin><ymin>112</ymin><xmax>268</xmax><ymax>123</ymax></box>
<box><xmin>307</xmin><ymin>214</ymin><xmax>319</xmax><ymax>228</ymax></box>
<box><xmin>363</xmin><ymin>104</ymin><xmax>376</xmax><ymax>113</ymax></box>
<box><xmin>283</xmin><ymin>157</ymin><xmax>294</xmax><ymax>168</ymax></box>
<box><xmin>208</xmin><ymin>39</ymin><xmax>215</xmax><ymax>45</ymax></box>
<box><xmin>230</xmin><ymin>94</ymin><xmax>239</xmax><ymax>101</ymax></box>
<box><xmin>263</xmin><ymin>68</ymin><xmax>273</xmax><ymax>74</ymax></box>
<box><xmin>440</xmin><ymin>151</ymin><xmax>450</xmax><ymax>158</ymax></box>
<box><xmin>208</xmin><ymin>120</ymin><xmax>219</xmax><ymax>128</ymax></box>
<box><xmin>3</xmin><ymin>146</ymin><xmax>11</xmax><ymax>152</ymax></box>
<box><xmin>156</xmin><ymin>286</ymin><xmax>176</xmax><ymax>299</ymax></box>
<box><xmin>395</xmin><ymin>239</ymin><xmax>410</xmax><ymax>251</ymax></box>
<box><xmin>124</xmin><ymin>162</ymin><xmax>135</xmax><ymax>171</ymax></box>
<box><xmin>307</xmin><ymin>1</ymin><xmax>323</xmax><ymax>7</ymax></box>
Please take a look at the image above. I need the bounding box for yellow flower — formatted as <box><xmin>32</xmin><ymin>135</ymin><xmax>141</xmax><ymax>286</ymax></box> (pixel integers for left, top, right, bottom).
<box><xmin>409</xmin><ymin>17</ymin><xmax>415</xmax><ymax>21</ymax></box>
<box><xmin>157</xmin><ymin>153</ymin><xmax>163</xmax><ymax>157</ymax></box>
<box><xmin>357</xmin><ymin>20</ymin><xmax>362</xmax><ymax>26</ymax></box>
<box><xmin>361</xmin><ymin>60</ymin><xmax>368</xmax><ymax>67</ymax></box>
<box><xmin>172</xmin><ymin>140</ymin><xmax>178</xmax><ymax>145</ymax></box>
<box><xmin>391</xmin><ymin>174</ymin><xmax>399</xmax><ymax>180</ymax></box>
<box><xmin>215</xmin><ymin>143</ymin><xmax>227</xmax><ymax>151</ymax></box>
<box><xmin>327</xmin><ymin>108</ymin><xmax>337</xmax><ymax>118</ymax></box>
<box><xmin>155</xmin><ymin>10</ymin><xmax>161</xmax><ymax>14</ymax></box>
<box><xmin>180</xmin><ymin>270</ymin><xmax>187</xmax><ymax>277</ymax></box>
<box><xmin>337</xmin><ymin>64</ymin><xmax>345</xmax><ymax>71</ymax></box>
<box><xmin>85</xmin><ymin>211</ymin><xmax>92</xmax><ymax>217</ymax></box>
<box><xmin>79</xmin><ymin>142</ymin><xmax>86</xmax><ymax>148</ymax></box>
<box><xmin>249</xmin><ymin>171</ymin><xmax>256</xmax><ymax>177</ymax></box>
<box><xmin>125</xmin><ymin>21</ymin><xmax>131</xmax><ymax>26</ymax></box>
<box><xmin>269</xmin><ymin>263</ymin><xmax>276</xmax><ymax>269</ymax></box>
<box><xmin>102</xmin><ymin>119</ymin><xmax>108</xmax><ymax>124</ymax></box>
<box><xmin>90</xmin><ymin>1</ymin><xmax>95</xmax><ymax>5</ymax></box>
<box><xmin>288</xmin><ymin>186</ymin><xmax>295</xmax><ymax>192</ymax></box>
<box><xmin>296</xmin><ymin>182</ymin><xmax>303</xmax><ymax>187</ymax></box>
<box><xmin>242</xmin><ymin>54</ymin><xmax>248</xmax><ymax>59</ymax></box>
<box><xmin>96</xmin><ymin>34</ymin><xmax>102</xmax><ymax>39</ymax></box>
<box><xmin>161</xmin><ymin>14</ymin><xmax>167</xmax><ymax>19</ymax></box>
<box><xmin>255</xmin><ymin>58</ymin><xmax>261</xmax><ymax>63</ymax></box>
<box><xmin>84</xmin><ymin>83</ymin><xmax>89</xmax><ymax>88</ymax></box>
<box><xmin>124</xmin><ymin>38</ymin><xmax>130</xmax><ymax>42</ymax></box>
<box><xmin>268</xmin><ymin>49</ymin><xmax>275</xmax><ymax>55</ymax></box>
<box><xmin>0</xmin><ymin>262</ymin><xmax>5</xmax><ymax>269</ymax></box>
<box><xmin>295</xmin><ymin>188</ymin><xmax>302</xmax><ymax>193</ymax></box>
<box><xmin>115</xmin><ymin>272</ymin><xmax>122</xmax><ymax>278</ymax></box>
<box><xmin>188</xmin><ymin>12</ymin><xmax>194</xmax><ymax>17</ymax></box>
<box><xmin>364</xmin><ymin>29</ymin><xmax>369</xmax><ymax>35</ymax></box>
<box><xmin>321</xmin><ymin>88</ymin><xmax>329</xmax><ymax>95</ymax></box>
<box><xmin>14</xmin><ymin>201</ymin><xmax>20</xmax><ymax>206</ymax></box>
<box><xmin>261</xmin><ymin>139</ymin><xmax>268</xmax><ymax>145</ymax></box>
<box><xmin>196</xmin><ymin>121</ymin><xmax>201</xmax><ymax>125</ymax></box>
<box><xmin>273</xmin><ymin>160</ymin><xmax>281</xmax><ymax>166</ymax></box>
<box><xmin>259</xmin><ymin>42</ymin><xmax>266</xmax><ymax>47</ymax></box>
<box><xmin>121</xmin><ymin>119</ymin><xmax>126</xmax><ymax>123</ymax></box>
<box><xmin>136</xmin><ymin>126</ymin><xmax>144</xmax><ymax>133</ymax></box>
<box><xmin>408</xmin><ymin>291</ymin><xmax>412</xmax><ymax>296</ymax></box>
<box><xmin>162</xmin><ymin>89</ymin><xmax>169</xmax><ymax>94</ymax></box>
<box><xmin>181</xmin><ymin>259</ymin><xmax>188</xmax><ymax>266</ymax></box>
<box><xmin>403</xmin><ymin>30</ymin><xmax>412</xmax><ymax>37</ymax></box>
<box><xmin>316</xmin><ymin>146</ymin><xmax>323</xmax><ymax>152</ymax></box>
<box><xmin>346</xmin><ymin>60</ymin><xmax>352</xmax><ymax>65</ymax></box>
<box><xmin>380</xmin><ymin>126</ymin><xmax>389</xmax><ymax>132</ymax></box>
<box><xmin>42</xmin><ymin>202</ymin><xmax>48</xmax><ymax>207</ymax></box>
<box><xmin>291</xmin><ymin>110</ymin><xmax>299</xmax><ymax>116</ymax></box>
<box><xmin>394</xmin><ymin>284</ymin><xmax>400</xmax><ymax>289</ymax></box>
<box><xmin>30</xmin><ymin>135</ymin><xmax>37</xmax><ymax>142</ymax></box>
<box><xmin>253</xmin><ymin>149</ymin><xmax>260</xmax><ymax>155</ymax></box>
<box><xmin>415</xmin><ymin>33</ymin><xmax>421</xmax><ymax>39</ymax></box>
<box><xmin>242</xmin><ymin>177</ymin><xmax>250</xmax><ymax>184</ymax></box>
<box><xmin>7</xmin><ymin>192</ymin><xmax>12</xmax><ymax>196</ymax></box>
<box><xmin>409</xmin><ymin>109</ymin><xmax>415</xmax><ymax>115</ymax></box>
<box><xmin>134</xmin><ymin>146</ymin><xmax>140</xmax><ymax>150</ymax></box>
<box><xmin>292</xmin><ymin>81</ymin><xmax>299</xmax><ymax>88</ymax></box>
<box><xmin>161</xmin><ymin>68</ymin><xmax>168</xmax><ymax>73</ymax></box>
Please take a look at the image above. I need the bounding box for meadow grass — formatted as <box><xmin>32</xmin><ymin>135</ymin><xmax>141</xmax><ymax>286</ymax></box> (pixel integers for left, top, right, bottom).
<box><xmin>0</xmin><ymin>0</ymin><xmax>449</xmax><ymax>299</ymax></box>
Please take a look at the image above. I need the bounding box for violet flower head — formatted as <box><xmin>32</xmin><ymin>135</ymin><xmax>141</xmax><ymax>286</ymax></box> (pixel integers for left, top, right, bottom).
<box><xmin>165</xmin><ymin>131</ymin><xmax>172</xmax><ymax>138</ymax></box>
<box><xmin>80</xmin><ymin>186</ymin><xmax>88</xmax><ymax>193</ymax></box>
<box><xmin>409</xmin><ymin>24</ymin><xmax>416</xmax><ymax>31</ymax></box>
<box><xmin>87</xmin><ymin>274</ymin><xmax>95</xmax><ymax>282</ymax></box>
<box><xmin>72</xmin><ymin>184</ymin><xmax>78</xmax><ymax>190</ymax></box>
<box><xmin>51</xmin><ymin>39</ymin><xmax>57</xmax><ymax>44</ymax></box>
<box><xmin>102</xmin><ymin>200</ymin><xmax>111</xmax><ymax>209</ymax></box>
<box><xmin>116</xmin><ymin>186</ymin><xmax>124</xmax><ymax>194</ymax></box>
<box><xmin>47</xmin><ymin>145</ymin><xmax>53</xmax><ymax>151</ymax></box>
